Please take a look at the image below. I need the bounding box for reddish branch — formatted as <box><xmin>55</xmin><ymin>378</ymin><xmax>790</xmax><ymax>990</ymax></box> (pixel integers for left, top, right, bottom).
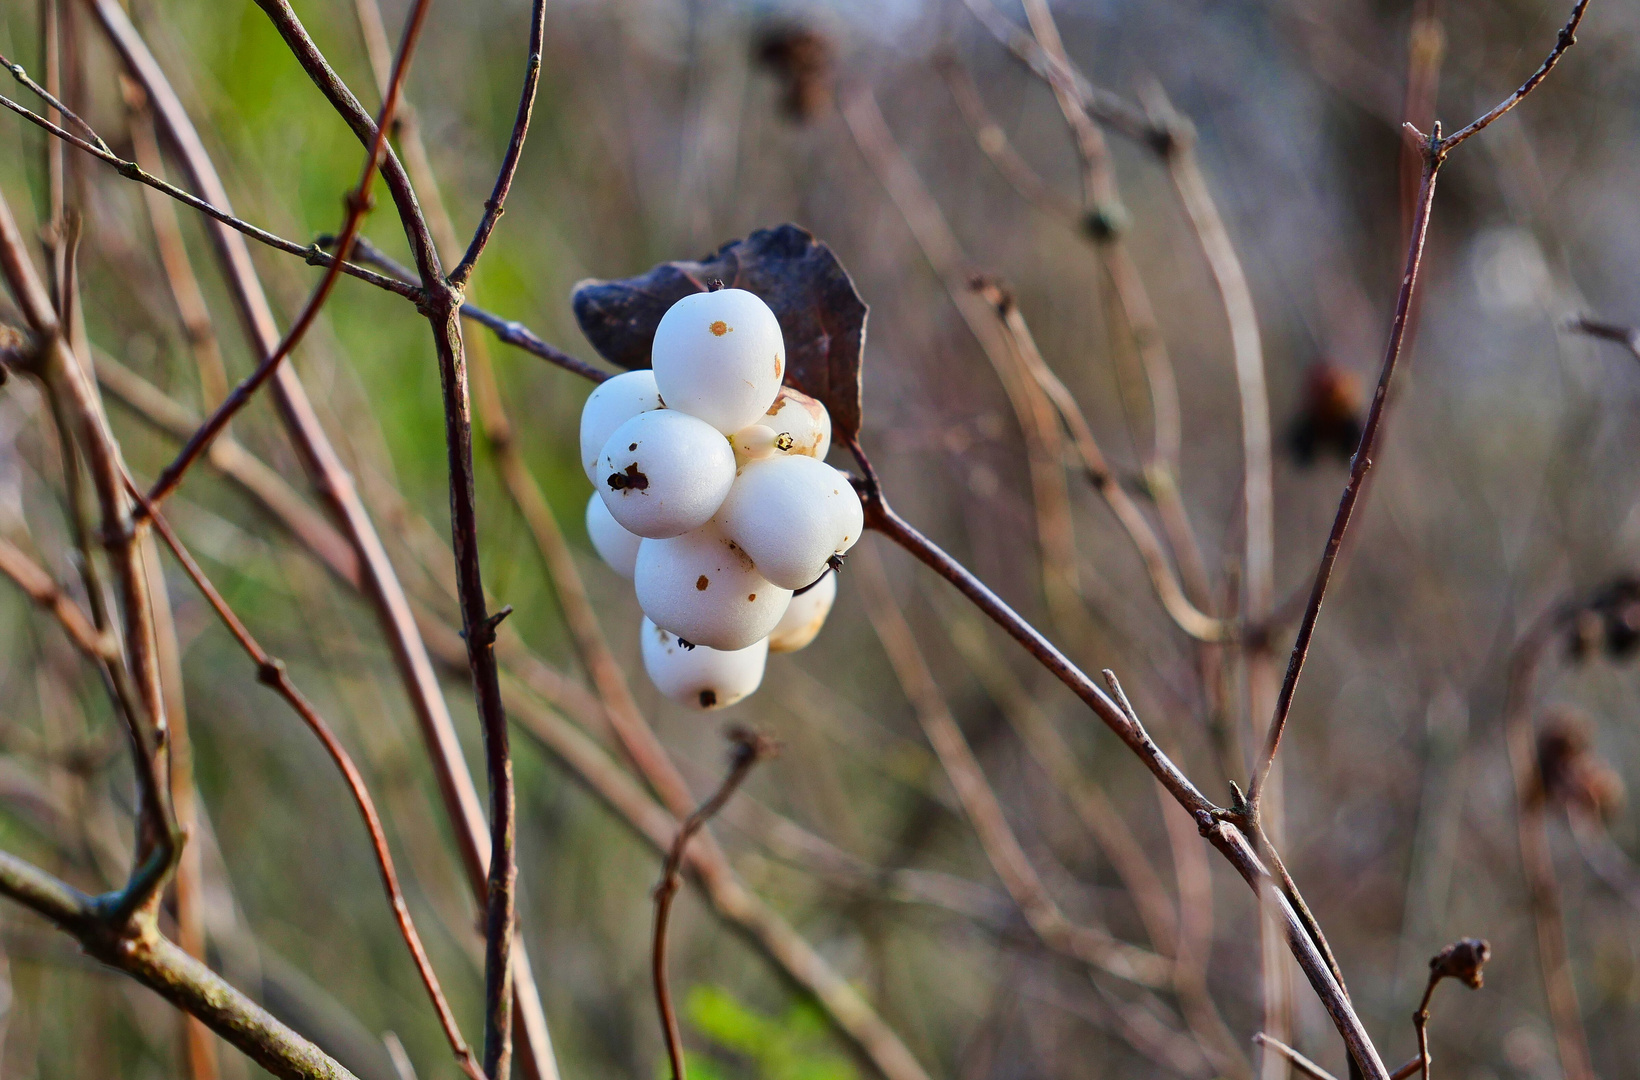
<box><xmin>139</xmin><ymin>0</ymin><xmax>435</xmax><ymax>512</ymax></box>
<box><xmin>132</xmin><ymin>485</ymin><xmax>484</xmax><ymax>1080</ymax></box>
<box><xmin>1252</xmin><ymin>0</ymin><xmax>1591</xmax><ymax>812</ymax></box>
<box><xmin>652</xmin><ymin>730</ymin><xmax>777</xmax><ymax>1080</ymax></box>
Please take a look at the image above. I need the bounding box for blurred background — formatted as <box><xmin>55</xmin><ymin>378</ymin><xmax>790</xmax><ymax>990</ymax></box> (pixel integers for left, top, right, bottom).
<box><xmin>3</xmin><ymin>0</ymin><xmax>1640</xmax><ymax>1077</ymax></box>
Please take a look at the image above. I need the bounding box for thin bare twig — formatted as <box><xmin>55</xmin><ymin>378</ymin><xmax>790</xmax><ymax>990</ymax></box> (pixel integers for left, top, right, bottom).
<box><xmin>1250</xmin><ymin>136</ymin><xmax>1441</xmax><ymax>810</ymax></box>
<box><xmin>140</xmin><ymin>0</ymin><xmax>434</xmax><ymax>512</ymax></box>
<box><xmin>653</xmin><ymin>730</ymin><xmax>777</xmax><ymax>1080</ymax></box>
<box><xmin>134</xmin><ymin>486</ymin><xmax>485</xmax><ymax>1080</ymax></box>
<box><xmin>0</xmin><ymin>89</ymin><xmax>414</xmax><ymax>299</ymax></box>
<box><xmin>857</xmin><ymin>547</ymin><xmax>1172</xmax><ymax>987</ymax></box>
<box><xmin>1502</xmin><ymin>610</ymin><xmax>1596</xmax><ymax>1080</ymax></box>
<box><xmin>88</xmin><ymin>8</ymin><xmax>561</xmax><ymax>1076</ymax></box>
<box><xmin>1438</xmin><ymin>0</ymin><xmax>1591</xmax><ymax>153</ymax></box>
<box><xmin>318</xmin><ymin>234</ymin><xmax>611</xmax><ymax>383</ymax></box>
<box><xmin>448</xmin><ymin>0</ymin><xmax>547</xmax><ymax>288</ymax></box>
<box><xmin>0</xmin><ymin>535</ymin><xmax>112</xmax><ymax>661</ymax></box>
<box><xmin>1255</xmin><ymin>1033</ymin><xmax>1339</xmax><ymax>1080</ymax></box>
<box><xmin>1253</xmin><ymin>0</ymin><xmax>1593</xmax><ymax>809</ymax></box>
<box><xmin>1570</xmin><ymin>315</ymin><xmax>1640</xmax><ymax>362</ymax></box>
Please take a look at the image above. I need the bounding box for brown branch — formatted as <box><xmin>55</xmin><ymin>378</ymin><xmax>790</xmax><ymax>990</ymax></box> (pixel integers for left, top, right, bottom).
<box><xmin>857</xmin><ymin>546</ymin><xmax>1172</xmax><ymax>987</ymax></box>
<box><xmin>319</xmin><ymin>234</ymin><xmax>612</xmax><ymax>384</ymax></box>
<box><xmin>85</xmin><ymin>8</ymin><xmax>560</xmax><ymax>1077</ymax></box>
<box><xmin>0</xmin><ymin>89</ymin><xmax>415</xmax><ymax>300</ymax></box>
<box><xmin>852</xmin><ymin>450</ymin><xmax>1215</xmax><ymax>819</ymax></box>
<box><xmin>245</xmin><ymin>6</ymin><xmax>538</xmax><ymax>1073</ymax></box>
<box><xmin>448</xmin><ymin>0</ymin><xmax>546</xmax><ymax>289</ymax></box>
<box><xmin>652</xmin><ymin>730</ymin><xmax>777</xmax><ymax>1080</ymax></box>
<box><xmin>1256</xmin><ymin>0</ymin><xmax>1592</xmax><ymax>807</ymax></box>
<box><xmin>1250</xmin><ymin>136</ymin><xmax>1441</xmax><ymax>811</ymax></box>
<box><xmin>0</xmin><ymin>187</ymin><xmax>177</xmax><ymax>924</ymax></box>
<box><xmin>0</xmin><ymin>47</ymin><xmax>110</xmax><ymax>153</ymax></box>
<box><xmin>140</xmin><ymin>0</ymin><xmax>434</xmax><ymax>512</ymax></box>
<box><xmin>1412</xmin><ymin>939</ymin><xmax>1491</xmax><ymax>1079</ymax></box>
<box><xmin>1438</xmin><ymin>0</ymin><xmax>1591</xmax><ymax>153</ymax></box>
<box><xmin>0</xmin><ymin>535</ymin><xmax>113</xmax><ymax>661</ymax></box>
<box><xmin>132</xmin><ymin>488</ymin><xmax>484</xmax><ymax>1080</ymax></box>
<box><xmin>1254</xmin><ymin>1033</ymin><xmax>1339</xmax><ymax>1080</ymax></box>
<box><xmin>0</xmin><ymin>848</ymin><xmax>359</xmax><ymax>1079</ymax></box>
<box><xmin>1570</xmin><ymin>315</ymin><xmax>1640</xmax><ymax>362</ymax></box>
<box><xmin>1502</xmin><ymin>610</ymin><xmax>1596</xmax><ymax>1080</ymax></box>
<box><xmin>853</xmin><ymin>435</ymin><xmax>1390</xmax><ymax>1077</ymax></box>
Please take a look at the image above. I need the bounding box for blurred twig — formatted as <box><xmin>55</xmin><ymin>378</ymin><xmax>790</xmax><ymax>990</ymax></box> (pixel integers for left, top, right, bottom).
<box><xmin>857</xmin><ymin>544</ymin><xmax>1172</xmax><ymax>987</ymax></box>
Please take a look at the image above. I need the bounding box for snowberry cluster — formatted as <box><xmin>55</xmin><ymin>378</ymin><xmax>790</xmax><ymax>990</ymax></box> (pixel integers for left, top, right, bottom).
<box><xmin>580</xmin><ymin>287</ymin><xmax>861</xmax><ymax>711</ymax></box>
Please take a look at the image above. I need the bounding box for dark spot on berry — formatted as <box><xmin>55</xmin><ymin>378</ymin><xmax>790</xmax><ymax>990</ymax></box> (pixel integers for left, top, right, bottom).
<box><xmin>699</xmin><ymin>689</ymin><xmax>717</xmax><ymax>708</ymax></box>
<box><xmin>606</xmin><ymin>463</ymin><xmax>649</xmax><ymax>491</ymax></box>
<box><xmin>748</xmin><ymin>593</ymin><xmax>756</xmax><ymax>602</ymax></box>
<box><xmin>629</xmin><ymin>442</ymin><xmax>637</xmax><ymax>451</ymax></box>
<box><xmin>696</xmin><ymin>575</ymin><xmax>709</xmax><ymax>590</ymax></box>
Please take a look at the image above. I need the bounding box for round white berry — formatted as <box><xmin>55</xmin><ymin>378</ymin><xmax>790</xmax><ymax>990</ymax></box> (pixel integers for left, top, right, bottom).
<box><xmin>832</xmin><ymin>474</ymin><xmax>864</xmax><ymax>555</ymax></box>
<box><xmin>715</xmin><ymin>456</ymin><xmax>858</xmax><ymax>590</ymax></box>
<box><xmin>768</xmin><ymin>570</ymin><xmax>836</xmax><ymax>654</ymax></box>
<box><xmin>641</xmin><ymin>617</ymin><xmax>767</xmax><ymax>711</ymax></box>
<box><xmin>729</xmin><ymin>424</ymin><xmax>781</xmax><ymax>468</ymax></box>
<box><xmin>579</xmin><ymin>369</ymin><xmax>662</xmax><ymax>484</ymax></box>
<box><xmin>762</xmin><ymin>386</ymin><xmax>831</xmax><ymax>460</ymax></box>
<box><xmin>585</xmin><ymin>492</ymin><xmax>642</xmax><ymax>578</ymax></box>
<box><xmin>634</xmin><ymin>523</ymin><xmax>792</xmax><ymax>651</ymax></box>
<box><xmin>651</xmin><ymin>289</ymin><xmax>785</xmax><ymax>434</ymax></box>
<box><xmin>595</xmin><ymin>410</ymin><xmax>735</xmax><ymax>539</ymax></box>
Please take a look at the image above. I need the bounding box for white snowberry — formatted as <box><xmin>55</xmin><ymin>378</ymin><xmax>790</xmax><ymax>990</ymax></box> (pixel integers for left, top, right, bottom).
<box><xmin>595</xmin><ymin>410</ymin><xmax>735</xmax><ymax>539</ymax></box>
<box><xmin>651</xmin><ymin>289</ymin><xmax>785</xmax><ymax>434</ymax></box>
<box><xmin>761</xmin><ymin>386</ymin><xmax>832</xmax><ymax>460</ymax></box>
<box><xmin>768</xmin><ymin>570</ymin><xmax>836</xmax><ymax>654</ymax></box>
<box><xmin>633</xmin><ymin>523</ymin><xmax>792</xmax><ymax>650</ymax></box>
<box><xmin>579</xmin><ymin>369</ymin><xmax>662</xmax><ymax>484</ymax></box>
<box><xmin>640</xmin><ymin>617</ymin><xmax>767</xmax><ymax>710</ymax></box>
<box><xmin>585</xmin><ymin>492</ymin><xmax>642</xmax><ymax>578</ymax></box>
<box><xmin>715</xmin><ymin>456</ymin><xmax>859</xmax><ymax>590</ymax></box>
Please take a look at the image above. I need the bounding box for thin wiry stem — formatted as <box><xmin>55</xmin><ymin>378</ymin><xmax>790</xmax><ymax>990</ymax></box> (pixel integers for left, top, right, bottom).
<box><xmin>0</xmin><ymin>90</ymin><xmax>415</xmax><ymax>299</ymax></box>
<box><xmin>1570</xmin><ymin>315</ymin><xmax>1640</xmax><ymax>362</ymax></box>
<box><xmin>88</xmin><ymin>8</ymin><xmax>560</xmax><ymax>1078</ymax></box>
<box><xmin>858</xmin><ymin>546</ymin><xmax>1172</xmax><ymax>987</ymax></box>
<box><xmin>245</xmin><ymin>5</ymin><xmax>523</xmax><ymax>1071</ymax></box>
<box><xmin>0</xmin><ymin>535</ymin><xmax>113</xmax><ymax>661</ymax></box>
<box><xmin>1249</xmin><ymin>140</ymin><xmax>1441</xmax><ymax>811</ymax></box>
<box><xmin>317</xmin><ymin>233</ymin><xmax>612</xmax><ymax>384</ymax></box>
<box><xmin>0</xmin><ymin>187</ymin><xmax>178</xmax><ymax>925</ymax></box>
<box><xmin>1254</xmin><ymin>1033</ymin><xmax>1340</xmax><ymax>1080</ymax></box>
<box><xmin>140</xmin><ymin>0</ymin><xmax>435</xmax><ymax>512</ymax></box>
<box><xmin>1438</xmin><ymin>0</ymin><xmax>1590</xmax><ymax>153</ymax></box>
<box><xmin>448</xmin><ymin>0</ymin><xmax>546</xmax><ymax>289</ymax></box>
<box><xmin>0</xmin><ymin>48</ymin><xmax>110</xmax><ymax>153</ymax></box>
<box><xmin>653</xmin><ymin>730</ymin><xmax>775</xmax><ymax>1080</ymax></box>
<box><xmin>1254</xmin><ymin>0</ymin><xmax>1594</xmax><ymax>810</ymax></box>
<box><xmin>133</xmin><ymin>485</ymin><xmax>485</xmax><ymax>1080</ymax></box>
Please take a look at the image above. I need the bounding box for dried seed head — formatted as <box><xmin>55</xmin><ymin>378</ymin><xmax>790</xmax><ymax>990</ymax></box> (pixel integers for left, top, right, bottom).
<box><xmin>1429</xmin><ymin>938</ymin><xmax>1491</xmax><ymax>990</ymax></box>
